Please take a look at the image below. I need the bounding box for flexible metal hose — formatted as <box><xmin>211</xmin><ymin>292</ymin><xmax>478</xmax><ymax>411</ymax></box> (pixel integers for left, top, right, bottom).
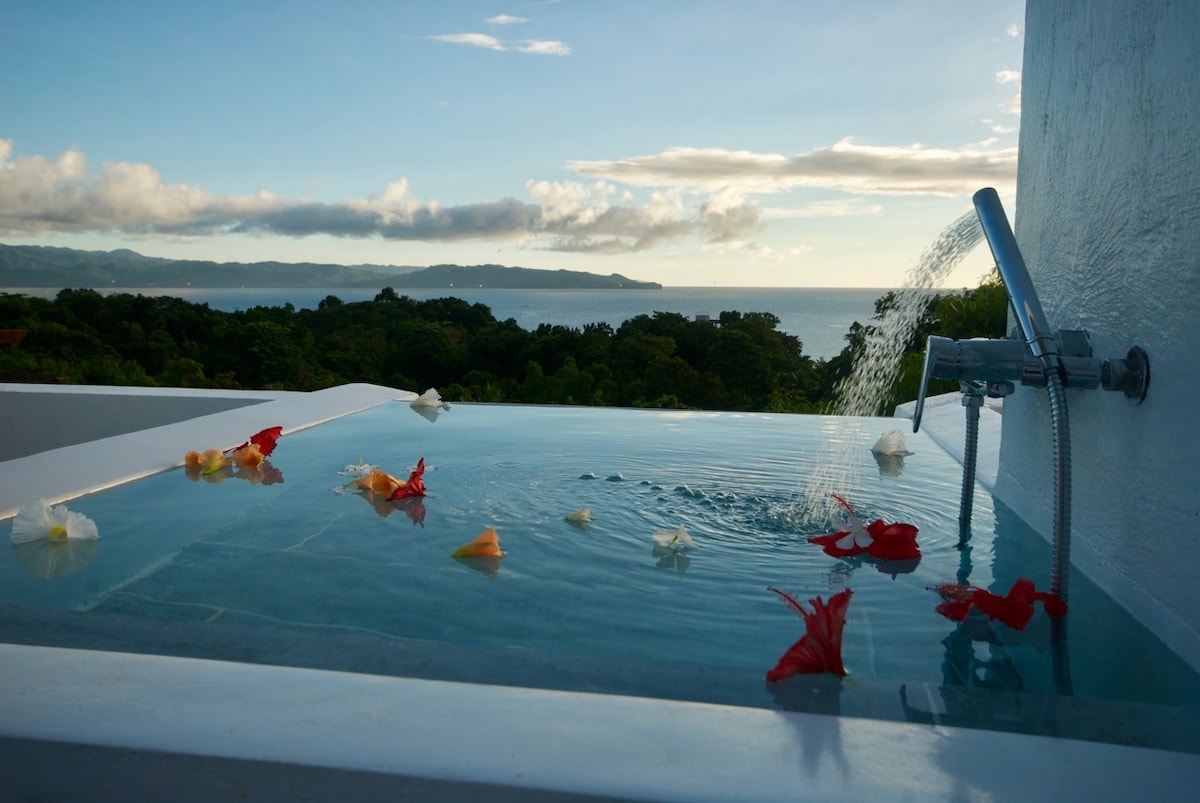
<box><xmin>958</xmin><ymin>394</ymin><xmax>981</xmax><ymax>542</ymax></box>
<box><xmin>1044</xmin><ymin>368</ymin><xmax>1071</xmax><ymax>600</ymax></box>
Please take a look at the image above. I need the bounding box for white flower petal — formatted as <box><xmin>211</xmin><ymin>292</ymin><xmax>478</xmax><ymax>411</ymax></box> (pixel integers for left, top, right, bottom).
<box><xmin>11</xmin><ymin>499</ymin><xmax>99</xmax><ymax>542</ymax></box>
<box><xmin>60</xmin><ymin>507</ymin><xmax>100</xmax><ymax>540</ymax></box>
<box><xmin>11</xmin><ymin>499</ymin><xmax>54</xmax><ymax>544</ymax></box>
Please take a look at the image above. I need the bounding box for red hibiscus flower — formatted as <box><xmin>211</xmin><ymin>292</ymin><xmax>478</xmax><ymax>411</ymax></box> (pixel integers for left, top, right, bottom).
<box><xmin>808</xmin><ymin>494</ymin><xmax>920</xmax><ymax>562</ymax></box>
<box><xmin>387</xmin><ymin>457</ymin><xmax>427</xmax><ymax>500</ymax></box>
<box><xmin>230</xmin><ymin>426</ymin><xmax>283</xmax><ymax>458</ymax></box>
<box><xmin>765</xmin><ymin>587</ymin><xmax>853</xmax><ymax>681</ymax></box>
<box><xmin>931</xmin><ymin>578</ymin><xmax>1067</xmax><ymax>631</ymax></box>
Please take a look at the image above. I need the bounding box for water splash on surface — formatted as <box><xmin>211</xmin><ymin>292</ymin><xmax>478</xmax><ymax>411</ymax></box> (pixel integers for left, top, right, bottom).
<box><xmin>800</xmin><ymin>210</ymin><xmax>986</xmax><ymax>525</ymax></box>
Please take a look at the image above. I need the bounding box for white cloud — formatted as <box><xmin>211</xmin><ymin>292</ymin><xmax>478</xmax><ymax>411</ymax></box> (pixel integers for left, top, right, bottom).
<box><xmin>525</xmin><ymin>178</ymin><xmax>616</xmax><ymax>225</ymax></box>
<box><xmin>515</xmin><ymin>39</ymin><xmax>572</xmax><ymax>55</ymax></box>
<box><xmin>995</xmin><ymin>69</ymin><xmax>1021</xmax><ymax>84</ymax></box>
<box><xmin>486</xmin><ymin>14</ymin><xmax>527</xmax><ymax>25</ymax></box>
<box><xmin>429</xmin><ymin>33</ymin><xmax>506</xmax><ymax>51</ymax></box>
<box><xmin>0</xmin><ymin>134</ymin><xmax>1014</xmax><ymax>258</ymax></box>
<box><xmin>1006</xmin><ymin>24</ymin><xmax>1020</xmax><ymax>37</ymax></box>
<box><xmin>1002</xmin><ymin>91</ymin><xmax>1022</xmax><ymax>116</ymax></box>
<box><xmin>0</xmin><ymin>140</ymin><xmax>283</xmax><ymax>235</ymax></box>
<box><xmin>430</xmin><ymin>31</ymin><xmax>570</xmax><ymax>55</ymax></box>
<box><xmin>0</xmin><ymin>141</ymin><xmax>756</xmax><ymax>254</ymax></box>
<box><xmin>568</xmin><ymin>139</ymin><xmax>1018</xmax><ymax>197</ymax></box>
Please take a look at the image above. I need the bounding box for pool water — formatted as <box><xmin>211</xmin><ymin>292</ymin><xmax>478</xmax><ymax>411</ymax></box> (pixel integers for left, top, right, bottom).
<box><xmin>3</xmin><ymin>402</ymin><xmax>1199</xmax><ymax>747</ymax></box>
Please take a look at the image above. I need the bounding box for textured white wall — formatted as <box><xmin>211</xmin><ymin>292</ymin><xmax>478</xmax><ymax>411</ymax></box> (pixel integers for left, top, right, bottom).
<box><xmin>998</xmin><ymin>1</ymin><xmax>1200</xmax><ymax>668</ymax></box>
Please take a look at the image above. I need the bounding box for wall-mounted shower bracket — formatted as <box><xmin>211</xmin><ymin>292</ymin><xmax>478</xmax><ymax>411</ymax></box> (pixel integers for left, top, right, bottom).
<box><xmin>912</xmin><ymin>329</ymin><xmax>1150</xmax><ymax>430</ymax></box>
<box><xmin>1103</xmin><ymin>345</ymin><xmax>1151</xmax><ymax>403</ymax></box>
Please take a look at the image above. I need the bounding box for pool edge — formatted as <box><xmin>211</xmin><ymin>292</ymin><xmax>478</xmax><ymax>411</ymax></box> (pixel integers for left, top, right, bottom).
<box><xmin>3</xmin><ymin>642</ymin><xmax>1197</xmax><ymax>801</ymax></box>
<box><xmin>0</xmin><ymin>382</ymin><xmax>410</xmax><ymax>521</ymax></box>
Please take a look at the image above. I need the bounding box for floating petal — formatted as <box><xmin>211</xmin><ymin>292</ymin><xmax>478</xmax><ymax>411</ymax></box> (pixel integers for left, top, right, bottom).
<box><xmin>452</xmin><ymin>527</ymin><xmax>505</xmax><ymax>559</ymax></box>
<box><xmin>651</xmin><ymin>524</ymin><xmax>694</xmax><ymax>551</ymax></box>
<box><xmin>410</xmin><ymin>388</ymin><xmax>443</xmax><ymax>408</ymax></box>
<box><xmin>229</xmin><ymin>426</ymin><xmax>283</xmax><ymax>458</ymax></box>
<box><xmin>388</xmin><ymin>458</ymin><xmax>427</xmax><ymax>500</ymax></box>
<box><xmin>11</xmin><ymin>499</ymin><xmax>99</xmax><ymax>544</ymax></box>
<box><xmin>871</xmin><ymin>430</ymin><xmax>913</xmax><ymax>457</ymax></box>
<box><xmin>809</xmin><ymin>495</ymin><xmax>919</xmax><ymax>563</ymax></box>
<box><xmin>766</xmin><ymin>588</ymin><xmax>852</xmax><ymax>681</ymax></box>
<box><xmin>355</xmin><ymin>468</ymin><xmax>404</xmax><ymax>498</ymax></box>
<box><xmin>930</xmin><ymin>578</ymin><xmax>1067</xmax><ymax>631</ymax></box>
<box><xmin>232</xmin><ymin>442</ymin><xmax>265</xmax><ymax>469</ymax></box>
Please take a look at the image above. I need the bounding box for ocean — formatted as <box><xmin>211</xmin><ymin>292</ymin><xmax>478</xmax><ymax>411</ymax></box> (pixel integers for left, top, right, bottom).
<box><xmin>5</xmin><ymin>286</ymin><xmax>896</xmax><ymax>360</ymax></box>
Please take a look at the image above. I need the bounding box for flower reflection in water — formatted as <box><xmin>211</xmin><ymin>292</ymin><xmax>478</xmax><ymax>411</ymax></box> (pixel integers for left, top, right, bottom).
<box><xmin>9</xmin><ymin>499</ymin><xmax>100</xmax><ymax>579</ymax></box>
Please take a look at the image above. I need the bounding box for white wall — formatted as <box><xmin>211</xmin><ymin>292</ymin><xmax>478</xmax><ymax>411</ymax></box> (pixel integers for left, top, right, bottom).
<box><xmin>998</xmin><ymin>1</ymin><xmax>1200</xmax><ymax>668</ymax></box>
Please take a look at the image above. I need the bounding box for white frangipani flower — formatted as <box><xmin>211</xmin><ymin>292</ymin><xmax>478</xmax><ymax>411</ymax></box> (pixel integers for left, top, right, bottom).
<box><xmin>871</xmin><ymin>429</ymin><xmax>912</xmax><ymax>456</ymax></box>
<box><xmin>11</xmin><ymin>499</ymin><xmax>99</xmax><ymax>544</ymax></box>
<box><xmin>652</xmin><ymin>524</ymin><xmax>694</xmax><ymax>551</ymax></box>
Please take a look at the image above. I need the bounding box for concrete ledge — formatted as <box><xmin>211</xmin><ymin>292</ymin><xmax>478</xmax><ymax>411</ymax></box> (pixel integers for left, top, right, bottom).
<box><xmin>0</xmin><ymin>384</ymin><xmax>292</xmax><ymax>462</ymax></box>
<box><xmin>2</xmin><ymin>643</ymin><xmax>1197</xmax><ymax>802</ymax></box>
<box><xmin>0</xmin><ymin>383</ymin><xmax>410</xmax><ymax>520</ymax></box>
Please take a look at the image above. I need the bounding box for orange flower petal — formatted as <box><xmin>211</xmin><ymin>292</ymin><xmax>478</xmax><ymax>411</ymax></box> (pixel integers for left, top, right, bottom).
<box><xmin>451</xmin><ymin>527</ymin><xmax>505</xmax><ymax>558</ymax></box>
<box><xmin>354</xmin><ymin>469</ymin><xmax>402</xmax><ymax>497</ymax></box>
<box><xmin>232</xmin><ymin>443</ymin><xmax>265</xmax><ymax>469</ymax></box>
<box><xmin>201</xmin><ymin>448</ymin><xmax>228</xmax><ymax>475</ymax></box>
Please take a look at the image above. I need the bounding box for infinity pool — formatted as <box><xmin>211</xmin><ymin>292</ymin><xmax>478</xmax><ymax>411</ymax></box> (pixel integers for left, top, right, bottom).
<box><xmin>3</xmin><ymin>402</ymin><xmax>1198</xmax><ymax>750</ymax></box>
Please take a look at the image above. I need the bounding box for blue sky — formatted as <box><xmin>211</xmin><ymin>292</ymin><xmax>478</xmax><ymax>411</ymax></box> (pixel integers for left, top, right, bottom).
<box><xmin>0</xmin><ymin>1</ymin><xmax>1025</xmax><ymax>287</ymax></box>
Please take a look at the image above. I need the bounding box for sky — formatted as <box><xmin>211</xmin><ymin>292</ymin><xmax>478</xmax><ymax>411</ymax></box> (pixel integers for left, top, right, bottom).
<box><xmin>0</xmin><ymin>1</ymin><xmax>1026</xmax><ymax>288</ymax></box>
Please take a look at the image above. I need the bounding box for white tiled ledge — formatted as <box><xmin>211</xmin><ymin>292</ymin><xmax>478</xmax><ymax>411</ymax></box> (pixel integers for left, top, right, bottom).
<box><xmin>2</xmin><ymin>643</ymin><xmax>1197</xmax><ymax>802</ymax></box>
<box><xmin>0</xmin><ymin>382</ymin><xmax>410</xmax><ymax>520</ymax></box>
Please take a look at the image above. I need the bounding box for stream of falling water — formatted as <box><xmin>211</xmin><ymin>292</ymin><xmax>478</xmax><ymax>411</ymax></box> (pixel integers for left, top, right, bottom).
<box><xmin>799</xmin><ymin>209</ymin><xmax>986</xmax><ymax>525</ymax></box>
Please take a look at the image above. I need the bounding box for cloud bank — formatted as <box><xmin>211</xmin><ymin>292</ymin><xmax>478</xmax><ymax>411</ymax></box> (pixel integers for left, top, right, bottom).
<box><xmin>567</xmin><ymin>139</ymin><xmax>1017</xmax><ymax>197</ymax></box>
<box><xmin>0</xmin><ymin>137</ymin><xmax>1016</xmax><ymax>254</ymax></box>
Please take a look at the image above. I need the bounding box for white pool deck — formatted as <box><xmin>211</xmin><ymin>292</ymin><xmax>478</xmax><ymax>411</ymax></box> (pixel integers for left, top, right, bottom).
<box><xmin>1</xmin><ymin>383</ymin><xmax>1197</xmax><ymax>801</ymax></box>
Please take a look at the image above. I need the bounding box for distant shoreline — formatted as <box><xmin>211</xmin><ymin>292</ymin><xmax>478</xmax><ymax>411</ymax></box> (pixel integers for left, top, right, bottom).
<box><xmin>2</xmin><ymin>284</ymin><xmax>898</xmax><ymax>292</ymax></box>
<box><xmin>0</xmin><ymin>243</ymin><xmax>662</xmax><ymax>290</ymax></box>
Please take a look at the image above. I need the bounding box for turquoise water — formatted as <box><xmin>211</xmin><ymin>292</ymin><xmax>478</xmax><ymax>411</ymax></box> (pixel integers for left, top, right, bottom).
<box><xmin>3</xmin><ymin>403</ymin><xmax>1198</xmax><ymax>746</ymax></box>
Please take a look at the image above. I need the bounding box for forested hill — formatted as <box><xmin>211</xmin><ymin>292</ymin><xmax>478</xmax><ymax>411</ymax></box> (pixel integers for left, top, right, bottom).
<box><xmin>0</xmin><ymin>244</ymin><xmax>662</xmax><ymax>290</ymax></box>
<box><xmin>0</xmin><ymin>277</ymin><xmax>1006</xmax><ymax>415</ymax></box>
<box><xmin>388</xmin><ymin>264</ymin><xmax>660</xmax><ymax>289</ymax></box>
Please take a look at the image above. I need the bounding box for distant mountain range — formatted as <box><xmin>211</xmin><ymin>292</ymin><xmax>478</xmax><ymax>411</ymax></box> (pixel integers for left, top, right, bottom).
<box><xmin>0</xmin><ymin>244</ymin><xmax>662</xmax><ymax>290</ymax></box>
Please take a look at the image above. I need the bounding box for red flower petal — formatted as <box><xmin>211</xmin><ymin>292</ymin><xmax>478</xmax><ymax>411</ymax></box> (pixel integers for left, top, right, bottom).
<box><xmin>808</xmin><ymin>498</ymin><xmax>920</xmax><ymax>562</ymax></box>
<box><xmin>250</xmin><ymin>426</ymin><xmax>283</xmax><ymax>457</ymax></box>
<box><xmin>766</xmin><ymin>588</ymin><xmax>852</xmax><ymax>681</ymax></box>
<box><xmin>971</xmin><ymin>589</ymin><xmax>1036</xmax><ymax>630</ymax></box>
<box><xmin>865</xmin><ymin>521</ymin><xmax>921</xmax><ymax>561</ymax></box>
<box><xmin>387</xmin><ymin>457</ymin><xmax>427</xmax><ymax>500</ymax></box>
<box><xmin>229</xmin><ymin>426</ymin><xmax>283</xmax><ymax>457</ymax></box>
<box><xmin>807</xmin><ymin>531</ymin><xmax>864</xmax><ymax>558</ymax></box>
<box><xmin>1034</xmin><ymin>592</ymin><xmax>1068</xmax><ymax>617</ymax></box>
<box><xmin>930</xmin><ymin>579</ymin><xmax>1067</xmax><ymax>630</ymax></box>
<box><xmin>935</xmin><ymin>598</ymin><xmax>975</xmax><ymax>621</ymax></box>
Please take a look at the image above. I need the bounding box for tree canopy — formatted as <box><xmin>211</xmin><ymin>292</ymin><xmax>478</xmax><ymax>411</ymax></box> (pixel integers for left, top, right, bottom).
<box><xmin>0</xmin><ymin>273</ymin><xmax>1006</xmax><ymax>415</ymax></box>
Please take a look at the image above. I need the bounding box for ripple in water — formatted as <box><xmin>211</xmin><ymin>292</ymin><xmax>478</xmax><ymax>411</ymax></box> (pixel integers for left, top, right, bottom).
<box><xmin>800</xmin><ymin>210</ymin><xmax>986</xmax><ymax>525</ymax></box>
